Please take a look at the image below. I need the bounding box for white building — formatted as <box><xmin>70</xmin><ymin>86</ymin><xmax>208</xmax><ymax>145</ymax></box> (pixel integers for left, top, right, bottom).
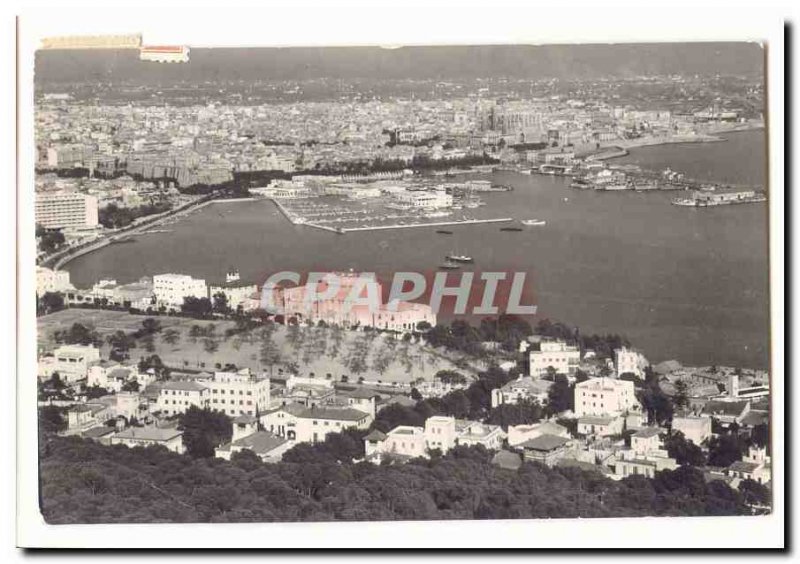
<box><xmin>39</xmin><ymin>344</ymin><xmax>101</xmax><ymax>384</ymax></box>
<box><xmin>215</xmin><ymin>415</ymin><xmax>292</xmax><ymax>462</ymax></box>
<box><xmin>614</xmin><ymin>347</ymin><xmax>648</xmax><ymax>379</ymax></box>
<box><xmin>261</xmin><ymin>404</ymin><xmax>373</xmax><ymax>444</ymax></box>
<box><xmin>36</xmin><ymin>267</ymin><xmax>74</xmax><ymax>295</ymax></box>
<box><xmin>528</xmin><ymin>339</ymin><xmax>581</xmax><ymax>377</ymax></box>
<box><xmin>110</xmin><ymin>426</ymin><xmax>185</xmax><ymax>454</ymax></box>
<box><xmin>200</xmin><ymin>368</ymin><xmax>271</xmax><ymax>418</ymax></box>
<box><xmin>491</xmin><ymin>375</ymin><xmax>553</xmax><ymax>408</ymax></box>
<box><xmin>153</xmin><ymin>273</ymin><xmax>208</xmax><ymax>308</ymax></box>
<box><xmin>364</xmin><ymin>416</ymin><xmax>504</xmax><ymax>463</ymax></box>
<box><xmin>208</xmin><ymin>282</ymin><xmax>259</xmax><ymax>311</ymax></box>
<box><xmin>507</xmin><ymin>420</ymin><xmax>570</xmax><ymax>447</ymax></box>
<box><xmin>574</xmin><ymin>377</ymin><xmax>639</xmax><ymax>418</ymax></box>
<box><xmin>87</xmin><ymin>363</ymin><xmax>149</xmax><ymax>393</ymax></box>
<box><xmin>156</xmin><ymin>380</ymin><xmax>211</xmax><ymax>416</ymax></box>
<box><xmin>613</xmin><ymin>427</ymin><xmax>678</xmax><ymax>479</ymax></box>
<box><xmin>35</xmin><ymin>191</ymin><xmax>99</xmax><ymax>229</ymax></box>
<box><xmin>274</xmin><ymin>272</ymin><xmax>436</xmax><ymax>332</ymax></box>
<box><xmin>727</xmin><ymin>446</ymin><xmax>771</xmax><ymax>485</ymax></box>
<box><xmin>672</xmin><ymin>414</ymin><xmax>712</xmax><ymax>445</ymax></box>
<box><xmin>394</xmin><ymin>190</ymin><xmax>453</xmax><ymax>209</ymax></box>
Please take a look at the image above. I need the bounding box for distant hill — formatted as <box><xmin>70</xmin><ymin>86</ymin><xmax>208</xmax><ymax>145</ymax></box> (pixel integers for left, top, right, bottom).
<box><xmin>35</xmin><ymin>42</ymin><xmax>764</xmax><ymax>85</ymax></box>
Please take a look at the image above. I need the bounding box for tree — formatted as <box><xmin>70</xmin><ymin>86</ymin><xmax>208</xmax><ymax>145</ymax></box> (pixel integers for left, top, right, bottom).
<box><xmin>672</xmin><ymin>379</ymin><xmax>690</xmax><ymax>411</ymax></box>
<box><xmin>707</xmin><ymin>433</ymin><xmax>746</xmax><ymax>467</ymax></box>
<box><xmin>486</xmin><ymin>399</ymin><xmax>544</xmax><ymax>430</ymax></box>
<box><xmin>38</xmin><ymin>292</ymin><xmax>65</xmax><ymax>315</ymax></box>
<box><xmin>188</xmin><ymin>325</ymin><xmax>204</xmax><ymax>344</ymax></box>
<box><xmin>121</xmin><ymin>380</ymin><xmax>141</xmax><ymax>393</ymax></box>
<box><xmin>212</xmin><ymin>292</ymin><xmax>231</xmax><ymax>315</ymax></box>
<box><xmin>739</xmin><ymin>479</ymin><xmax>770</xmax><ymax>506</ymax></box>
<box><xmin>85</xmin><ymin>385</ymin><xmax>110</xmax><ymax>399</ymax></box>
<box><xmin>55</xmin><ymin>322</ymin><xmax>102</xmax><ymax>347</ymax></box>
<box><xmin>434</xmin><ymin>370</ymin><xmax>467</xmax><ymax>386</ymax></box>
<box><xmin>664</xmin><ymin>431</ymin><xmax>706</xmax><ymax>466</ymax></box>
<box><xmin>182</xmin><ymin>297</ymin><xmax>213</xmax><ymax>318</ymax></box>
<box><xmin>138</xmin><ymin>355</ymin><xmax>170</xmax><ymax>380</ymax></box>
<box><xmin>161</xmin><ymin>328</ymin><xmax>181</xmax><ymax>346</ymax></box>
<box><xmin>139</xmin><ymin>318</ymin><xmax>162</xmax><ymax>336</ymax></box>
<box><xmin>203</xmin><ymin>338</ymin><xmax>220</xmax><ymax>354</ymax></box>
<box><xmin>178</xmin><ymin>406</ymin><xmax>232</xmax><ymax>458</ymax></box>
<box><xmin>547</xmin><ymin>374</ymin><xmax>572</xmax><ymax>414</ymax></box>
<box><xmin>751</xmin><ymin>422</ymin><xmax>769</xmax><ymax>451</ymax></box>
<box><xmin>38</xmin><ymin>405</ymin><xmax>66</xmax><ymax>433</ymax></box>
<box><xmin>259</xmin><ymin>330</ymin><xmax>282</xmax><ymax>375</ymax></box>
<box><xmin>37</xmin><ymin>227</ymin><xmax>66</xmax><ymax>254</ymax></box>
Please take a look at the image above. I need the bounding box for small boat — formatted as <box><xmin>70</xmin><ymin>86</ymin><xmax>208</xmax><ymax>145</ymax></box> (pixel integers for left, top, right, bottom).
<box><xmin>436</xmin><ymin>230</ymin><xmax>454</xmax><ymax>235</ymax></box>
<box><xmin>439</xmin><ymin>260</ymin><xmax>461</xmax><ymax>270</ymax></box>
<box><xmin>110</xmin><ymin>236</ymin><xmax>137</xmax><ymax>244</ymax></box>
<box><xmin>521</xmin><ymin>219</ymin><xmax>547</xmax><ymax>226</ymax></box>
<box><xmin>500</xmin><ymin>226</ymin><xmax>523</xmax><ymax>232</ymax></box>
<box><xmin>446</xmin><ymin>254</ymin><xmax>473</xmax><ymax>263</ymax></box>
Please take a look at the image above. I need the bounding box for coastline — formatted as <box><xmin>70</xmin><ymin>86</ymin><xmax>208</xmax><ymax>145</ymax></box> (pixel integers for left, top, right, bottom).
<box><xmin>598</xmin><ymin>121</ymin><xmax>765</xmax><ymax>158</ymax></box>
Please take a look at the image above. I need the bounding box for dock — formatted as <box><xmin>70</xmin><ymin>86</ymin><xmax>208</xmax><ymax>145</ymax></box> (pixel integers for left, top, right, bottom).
<box><xmin>333</xmin><ymin>217</ymin><xmax>514</xmax><ymax>233</ymax></box>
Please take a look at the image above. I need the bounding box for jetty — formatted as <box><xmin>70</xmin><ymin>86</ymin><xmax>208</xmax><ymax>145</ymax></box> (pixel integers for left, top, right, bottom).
<box><xmin>333</xmin><ymin>217</ymin><xmax>514</xmax><ymax>233</ymax></box>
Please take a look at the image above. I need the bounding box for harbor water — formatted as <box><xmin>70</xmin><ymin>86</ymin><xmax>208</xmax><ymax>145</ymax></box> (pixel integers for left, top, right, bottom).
<box><xmin>65</xmin><ymin>130</ymin><xmax>769</xmax><ymax>368</ymax></box>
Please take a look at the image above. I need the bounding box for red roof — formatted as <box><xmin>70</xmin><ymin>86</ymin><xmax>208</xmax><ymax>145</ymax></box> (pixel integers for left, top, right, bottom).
<box><xmin>141</xmin><ymin>46</ymin><xmax>185</xmax><ymax>53</ymax></box>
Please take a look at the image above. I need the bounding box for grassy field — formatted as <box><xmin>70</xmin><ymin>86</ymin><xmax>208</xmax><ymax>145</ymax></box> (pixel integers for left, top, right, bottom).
<box><xmin>37</xmin><ymin>309</ymin><xmax>483</xmax><ymax>384</ymax></box>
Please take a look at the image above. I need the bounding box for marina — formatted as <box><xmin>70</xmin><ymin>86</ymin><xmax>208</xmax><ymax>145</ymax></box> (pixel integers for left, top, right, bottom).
<box><xmin>63</xmin><ymin>130</ymin><xmax>769</xmax><ymax>368</ymax></box>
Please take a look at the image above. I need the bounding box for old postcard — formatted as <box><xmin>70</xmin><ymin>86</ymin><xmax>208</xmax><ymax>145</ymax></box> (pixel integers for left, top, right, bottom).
<box><xmin>15</xmin><ymin>9</ymin><xmax>785</xmax><ymax>550</ymax></box>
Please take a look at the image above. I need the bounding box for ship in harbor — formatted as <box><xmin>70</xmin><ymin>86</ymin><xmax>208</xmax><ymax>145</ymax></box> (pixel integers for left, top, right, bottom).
<box><xmin>672</xmin><ymin>189</ymin><xmax>767</xmax><ymax>207</ymax></box>
<box><xmin>438</xmin><ymin>260</ymin><xmax>461</xmax><ymax>270</ymax></box>
<box><xmin>140</xmin><ymin>45</ymin><xmax>190</xmax><ymax>63</ymax></box>
<box><xmin>446</xmin><ymin>253</ymin><xmax>473</xmax><ymax>263</ymax></box>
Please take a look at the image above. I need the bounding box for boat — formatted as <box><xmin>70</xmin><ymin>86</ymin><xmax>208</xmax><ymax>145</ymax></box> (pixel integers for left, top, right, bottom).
<box><xmin>500</xmin><ymin>226</ymin><xmax>523</xmax><ymax>232</ymax></box>
<box><xmin>446</xmin><ymin>254</ymin><xmax>473</xmax><ymax>263</ymax></box>
<box><xmin>109</xmin><ymin>236</ymin><xmax>137</xmax><ymax>245</ymax></box>
<box><xmin>436</xmin><ymin>230</ymin><xmax>454</xmax><ymax>235</ymax></box>
<box><xmin>521</xmin><ymin>219</ymin><xmax>546</xmax><ymax>226</ymax></box>
<box><xmin>438</xmin><ymin>260</ymin><xmax>461</xmax><ymax>270</ymax></box>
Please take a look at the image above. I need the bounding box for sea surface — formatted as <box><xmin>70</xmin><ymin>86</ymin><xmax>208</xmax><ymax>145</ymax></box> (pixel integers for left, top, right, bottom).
<box><xmin>65</xmin><ymin>130</ymin><xmax>770</xmax><ymax>369</ymax></box>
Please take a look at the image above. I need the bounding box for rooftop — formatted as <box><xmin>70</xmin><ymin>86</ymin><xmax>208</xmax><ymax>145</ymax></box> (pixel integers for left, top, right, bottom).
<box><xmin>160</xmin><ymin>380</ymin><xmax>207</xmax><ymax>392</ymax></box>
<box><xmin>231</xmin><ymin>431</ymin><xmax>287</xmax><ymax>454</ymax></box>
<box><xmin>702</xmin><ymin>400</ymin><xmax>749</xmax><ymax>417</ymax></box>
<box><xmin>519</xmin><ymin>434</ymin><xmax>571</xmax><ymax>452</ymax></box>
<box><xmin>728</xmin><ymin>461</ymin><xmax>762</xmax><ymax>474</ymax></box>
<box><xmin>633</xmin><ymin>427</ymin><xmax>662</xmax><ymax>439</ymax></box>
<box><xmin>113</xmin><ymin>426</ymin><xmax>183</xmax><ymax>442</ymax></box>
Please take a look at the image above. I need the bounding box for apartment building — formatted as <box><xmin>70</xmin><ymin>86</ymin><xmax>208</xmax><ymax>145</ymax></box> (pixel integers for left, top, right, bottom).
<box><xmin>156</xmin><ymin>381</ymin><xmax>211</xmax><ymax>416</ymax></box>
<box><xmin>35</xmin><ymin>191</ymin><xmax>99</xmax><ymax>229</ymax></box>
<box><xmin>262</xmin><ymin>404</ymin><xmax>373</xmax><ymax>444</ymax></box>
<box><xmin>153</xmin><ymin>273</ymin><xmax>208</xmax><ymax>308</ymax></box>
<box><xmin>528</xmin><ymin>338</ymin><xmax>581</xmax><ymax>377</ymax></box>
<box><xmin>38</xmin><ymin>344</ymin><xmax>101</xmax><ymax>384</ymax></box>
<box><xmin>200</xmin><ymin>368</ymin><xmax>271</xmax><ymax>418</ymax></box>
<box><xmin>574</xmin><ymin>377</ymin><xmax>638</xmax><ymax>418</ymax></box>
<box><xmin>614</xmin><ymin>347</ymin><xmax>648</xmax><ymax>379</ymax></box>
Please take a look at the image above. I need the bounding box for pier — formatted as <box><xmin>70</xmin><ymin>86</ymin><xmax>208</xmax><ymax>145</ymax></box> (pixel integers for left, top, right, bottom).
<box><xmin>334</xmin><ymin>217</ymin><xmax>514</xmax><ymax>233</ymax></box>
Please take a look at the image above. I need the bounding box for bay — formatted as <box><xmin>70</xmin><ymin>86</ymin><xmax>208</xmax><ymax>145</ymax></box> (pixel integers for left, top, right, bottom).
<box><xmin>65</xmin><ymin>130</ymin><xmax>769</xmax><ymax>369</ymax></box>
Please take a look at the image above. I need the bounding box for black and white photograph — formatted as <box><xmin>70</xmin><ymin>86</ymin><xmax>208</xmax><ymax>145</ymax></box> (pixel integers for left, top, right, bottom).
<box><xmin>11</xmin><ymin>5</ymin><xmax>788</xmax><ymax>550</ymax></box>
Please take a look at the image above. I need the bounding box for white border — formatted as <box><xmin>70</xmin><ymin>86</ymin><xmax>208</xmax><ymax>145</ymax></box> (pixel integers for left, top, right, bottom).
<box><xmin>13</xmin><ymin>2</ymin><xmax>787</xmax><ymax>550</ymax></box>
